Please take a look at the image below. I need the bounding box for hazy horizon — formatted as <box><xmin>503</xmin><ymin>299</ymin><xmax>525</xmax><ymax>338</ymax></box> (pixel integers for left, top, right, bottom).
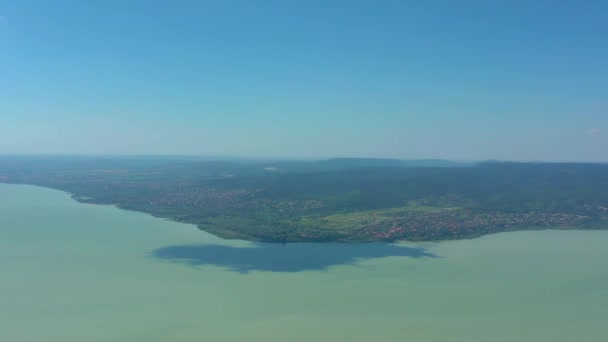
<box><xmin>2</xmin><ymin>152</ymin><xmax>607</xmax><ymax>165</ymax></box>
<box><xmin>1</xmin><ymin>1</ymin><xmax>607</xmax><ymax>162</ymax></box>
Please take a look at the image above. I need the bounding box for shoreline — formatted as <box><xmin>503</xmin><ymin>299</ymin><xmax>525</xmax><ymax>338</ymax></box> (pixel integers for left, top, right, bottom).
<box><xmin>1</xmin><ymin>181</ymin><xmax>605</xmax><ymax>245</ymax></box>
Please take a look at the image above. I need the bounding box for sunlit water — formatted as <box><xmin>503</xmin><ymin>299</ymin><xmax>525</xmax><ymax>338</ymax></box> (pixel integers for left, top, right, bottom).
<box><xmin>1</xmin><ymin>184</ymin><xmax>607</xmax><ymax>341</ymax></box>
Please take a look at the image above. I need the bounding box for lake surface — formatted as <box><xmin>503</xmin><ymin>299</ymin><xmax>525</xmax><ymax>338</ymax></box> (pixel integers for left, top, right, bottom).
<box><xmin>1</xmin><ymin>183</ymin><xmax>607</xmax><ymax>341</ymax></box>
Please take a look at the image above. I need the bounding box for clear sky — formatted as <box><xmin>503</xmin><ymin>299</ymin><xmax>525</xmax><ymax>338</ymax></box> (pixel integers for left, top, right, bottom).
<box><xmin>0</xmin><ymin>1</ymin><xmax>606</xmax><ymax>161</ymax></box>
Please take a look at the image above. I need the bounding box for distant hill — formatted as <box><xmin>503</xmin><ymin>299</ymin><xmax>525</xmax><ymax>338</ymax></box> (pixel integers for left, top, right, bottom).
<box><xmin>314</xmin><ymin>158</ymin><xmax>471</xmax><ymax>169</ymax></box>
<box><xmin>316</xmin><ymin>157</ymin><xmax>404</xmax><ymax>168</ymax></box>
<box><xmin>265</xmin><ymin>158</ymin><xmax>471</xmax><ymax>173</ymax></box>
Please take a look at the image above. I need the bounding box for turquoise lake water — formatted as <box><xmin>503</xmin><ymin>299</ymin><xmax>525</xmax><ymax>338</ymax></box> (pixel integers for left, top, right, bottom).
<box><xmin>1</xmin><ymin>183</ymin><xmax>607</xmax><ymax>341</ymax></box>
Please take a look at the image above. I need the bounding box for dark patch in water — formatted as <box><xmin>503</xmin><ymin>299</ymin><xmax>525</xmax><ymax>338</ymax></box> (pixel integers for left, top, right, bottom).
<box><xmin>152</xmin><ymin>243</ymin><xmax>438</xmax><ymax>273</ymax></box>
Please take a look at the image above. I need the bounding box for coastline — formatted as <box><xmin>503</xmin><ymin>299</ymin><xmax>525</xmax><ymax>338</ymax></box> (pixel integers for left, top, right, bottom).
<box><xmin>1</xmin><ymin>181</ymin><xmax>605</xmax><ymax>244</ymax></box>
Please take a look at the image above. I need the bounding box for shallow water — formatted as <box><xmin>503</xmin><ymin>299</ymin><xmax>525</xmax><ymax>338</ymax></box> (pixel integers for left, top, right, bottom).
<box><xmin>1</xmin><ymin>183</ymin><xmax>607</xmax><ymax>341</ymax></box>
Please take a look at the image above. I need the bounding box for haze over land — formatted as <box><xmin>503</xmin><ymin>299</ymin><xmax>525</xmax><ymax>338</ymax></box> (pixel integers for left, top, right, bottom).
<box><xmin>1</xmin><ymin>1</ymin><xmax>607</xmax><ymax>162</ymax></box>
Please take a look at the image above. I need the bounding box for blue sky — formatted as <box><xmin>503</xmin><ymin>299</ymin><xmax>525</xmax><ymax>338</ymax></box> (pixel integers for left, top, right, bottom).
<box><xmin>0</xmin><ymin>0</ymin><xmax>606</xmax><ymax>161</ymax></box>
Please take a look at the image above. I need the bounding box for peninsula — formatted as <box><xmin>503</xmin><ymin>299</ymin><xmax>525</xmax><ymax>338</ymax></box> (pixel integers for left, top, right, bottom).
<box><xmin>1</xmin><ymin>156</ymin><xmax>607</xmax><ymax>242</ymax></box>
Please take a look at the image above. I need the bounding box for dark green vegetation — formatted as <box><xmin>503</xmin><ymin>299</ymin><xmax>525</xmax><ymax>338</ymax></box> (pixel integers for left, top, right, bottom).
<box><xmin>1</xmin><ymin>156</ymin><xmax>607</xmax><ymax>242</ymax></box>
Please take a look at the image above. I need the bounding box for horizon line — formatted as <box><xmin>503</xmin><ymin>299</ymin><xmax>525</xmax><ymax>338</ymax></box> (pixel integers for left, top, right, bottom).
<box><xmin>0</xmin><ymin>153</ymin><xmax>606</xmax><ymax>164</ymax></box>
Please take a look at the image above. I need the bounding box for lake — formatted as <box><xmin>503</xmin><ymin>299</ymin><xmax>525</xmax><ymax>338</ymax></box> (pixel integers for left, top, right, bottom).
<box><xmin>1</xmin><ymin>183</ymin><xmax>607</xmax><ymax>341</ymax></box>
